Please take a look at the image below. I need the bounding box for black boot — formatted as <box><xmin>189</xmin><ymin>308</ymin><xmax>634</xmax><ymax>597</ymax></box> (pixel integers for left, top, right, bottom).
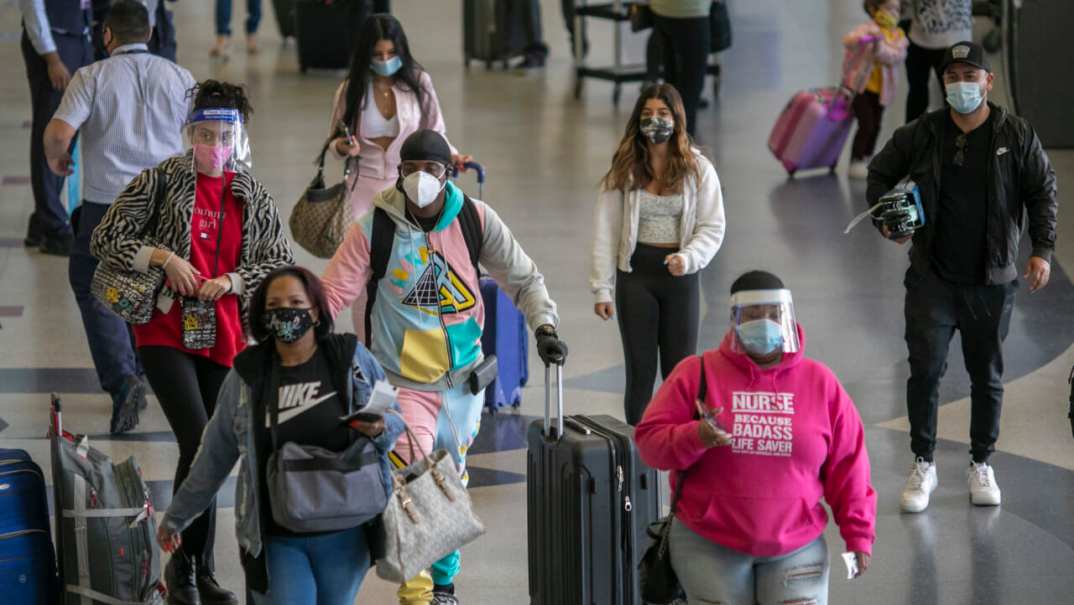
<box><xmin>164</xmin><ymin>552</ymin><xmax>200</xmax><ymax>605</ymax></box>
<box><xmin>195</xmin><ymin>556</ymin><xmax>238</xmax><ymax>605</ymax></box>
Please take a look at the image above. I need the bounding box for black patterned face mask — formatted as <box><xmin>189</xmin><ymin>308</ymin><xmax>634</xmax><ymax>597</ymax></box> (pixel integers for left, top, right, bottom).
<box><xmin>264</xmin><ymin>307</ymin><xmax>315</xmax><ymax>343</ymax></box>
<box><xmin>639</xmin><ymin>117</ymin><xmax>675</xmax><ymax>144</ymax></box>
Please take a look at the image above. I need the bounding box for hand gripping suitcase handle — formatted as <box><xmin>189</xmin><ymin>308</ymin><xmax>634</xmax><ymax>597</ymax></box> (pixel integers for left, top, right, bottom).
<box><xmin>543</xmin><ymin>362</ymin><xmax>565</xmax><ymax>440</ymax></box>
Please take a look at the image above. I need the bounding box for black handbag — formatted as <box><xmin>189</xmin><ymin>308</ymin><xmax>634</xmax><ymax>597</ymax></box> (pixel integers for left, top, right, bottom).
<box><xmin>639</xmin><ymin>356</ymin><xmax>708</xmax><ymax>604</ymax></box>
<box><xmin>710</xmin><ymin>1</ymin><xmax>732</xmax><ymax>53</ymax></box>
<box><xmin>181</xmin><ymin>175</ymin><xmax>228</xmax><ymax>350</ymax></box>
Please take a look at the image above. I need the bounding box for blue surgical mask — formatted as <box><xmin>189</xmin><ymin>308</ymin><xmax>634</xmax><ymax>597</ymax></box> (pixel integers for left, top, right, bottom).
<box><xmin>735</xmin><ymin>319</ymin><xmax>785</xmax><ymax>356</ymax></box>
<box><xmin>371</xmin><ymin>56</ymin><xmax>403</xmax><ymax>77</ymax></box>
<box><xmin>945</xmin><ymin>81</ymin><xmax>984</xmax><ymax>114</ymax></box>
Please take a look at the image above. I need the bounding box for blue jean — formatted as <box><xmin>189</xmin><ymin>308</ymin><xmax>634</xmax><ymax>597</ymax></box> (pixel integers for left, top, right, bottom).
<box><xmin>251</xmin><ymin>525</ymin><xmax>371</xmax><ymax>605</ymax></box>
<box><xmin>670</xmin><ymin>518</ymin><xmax>830</xmax><ymax>605</ymax></box>
<box><xmin>69</xmin><ymin>202</ymin><xmax>140</xmax><ymax>395</ymax></box>
<box><xmin>215</xmin><ymin>0</ymin><xmax>262</xmax><ymax>36</ymax></box>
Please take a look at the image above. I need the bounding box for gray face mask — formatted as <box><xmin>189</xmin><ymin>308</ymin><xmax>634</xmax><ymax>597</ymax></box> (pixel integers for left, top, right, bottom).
<box><xmin>639</xmin><ymin>117</ymin><xmax>675</xmax><ymax>144</ymax></box>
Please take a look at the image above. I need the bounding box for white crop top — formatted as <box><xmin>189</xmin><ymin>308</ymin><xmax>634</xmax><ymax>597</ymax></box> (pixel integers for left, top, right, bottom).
<box><xmin>636</xmin><ymin>191</ymin><xmax>684</xmax><ymax>244</ymax></box>
<box><xmin>361</xmin><ymin>85</ymin><xmax>400</xmax><ymax>138</ymax></box>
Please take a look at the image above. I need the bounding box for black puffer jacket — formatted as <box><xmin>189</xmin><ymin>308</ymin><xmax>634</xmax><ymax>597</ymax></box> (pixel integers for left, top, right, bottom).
<box><xmin>866</xmin><ymin>103</ymin><xmax>1057</xmax><ymax>285</ymax></box>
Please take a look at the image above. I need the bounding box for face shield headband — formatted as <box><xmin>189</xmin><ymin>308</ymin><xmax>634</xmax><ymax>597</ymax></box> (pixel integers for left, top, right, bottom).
<box><xmin>185</xmin><ymin>108</ymin><xmax>252</xmax><ymax>174</ymax></box>
<box><xmin>729</xmin><ymin>288</ymin><xmax>800</xmax><ymax>356</ymax></box>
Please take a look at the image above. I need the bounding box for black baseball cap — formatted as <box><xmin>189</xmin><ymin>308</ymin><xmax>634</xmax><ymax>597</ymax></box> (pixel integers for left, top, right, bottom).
<box><xmin>941</xmin><ymin>41</ymin><xmax>991</xmax><ymax>73</ymax></box>
<box><xmin>400</xmin><ymin>129</ymin><xmax>453</xmax><ymax>167</ymax></box>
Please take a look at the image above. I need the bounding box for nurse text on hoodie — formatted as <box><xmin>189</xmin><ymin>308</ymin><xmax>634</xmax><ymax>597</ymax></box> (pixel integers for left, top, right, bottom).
<box><xmin>635</xmin><ymin>326</ymin><xmax>876</xmax><ymax>557</ymax></box>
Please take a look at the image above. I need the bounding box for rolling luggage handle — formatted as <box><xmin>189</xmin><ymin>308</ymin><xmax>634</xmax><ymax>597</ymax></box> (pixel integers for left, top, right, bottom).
<box><xmin>451</xmin><ymin>161</ymin><xmax>486</xmax><ymax>198</ymax></box>
<box><xmin>543</xmin><ymin>362</ymin><xmax>565</xmax><ymax>440</ymax></box>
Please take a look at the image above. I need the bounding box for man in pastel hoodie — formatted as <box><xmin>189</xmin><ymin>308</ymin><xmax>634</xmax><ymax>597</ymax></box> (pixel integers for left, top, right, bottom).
<box><xmin>636</xmin><ymin>270</ymin><xmax>876</xmax><ymax>605</ymax></box>
<box><xmin>321</xmin><ymin>129</ymin><xmax>567</xmax><ymax>605</ymax></box>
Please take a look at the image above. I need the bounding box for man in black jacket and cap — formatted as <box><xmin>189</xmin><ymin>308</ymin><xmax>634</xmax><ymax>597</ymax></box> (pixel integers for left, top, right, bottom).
<box><xmin>866</xmin><ymin>41</ymin><xmax>1058</xmax><ymax>514</ymax></box>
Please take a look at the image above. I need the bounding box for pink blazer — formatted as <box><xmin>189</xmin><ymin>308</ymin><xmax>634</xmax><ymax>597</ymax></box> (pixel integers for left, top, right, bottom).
<box><xmin>841</xmin><ymin>22</ymin><xmax>909</xmax><ymax>107</ymax></box>
<box><xmin>328</xmin><ymin>70</ymin><xmax>458</xmax><ymax>182</ymax></box>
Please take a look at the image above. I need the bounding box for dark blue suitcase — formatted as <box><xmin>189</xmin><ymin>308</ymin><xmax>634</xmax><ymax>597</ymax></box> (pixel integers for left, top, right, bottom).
<box><xmin>0</xmin><ymin>449</ymin><xmax>58</xmax><ymax>604</ymax></box>
<box><xmin>480</xmin><ymin>277</ymin><xmax>528</xmax><ymax>412</ymax></box>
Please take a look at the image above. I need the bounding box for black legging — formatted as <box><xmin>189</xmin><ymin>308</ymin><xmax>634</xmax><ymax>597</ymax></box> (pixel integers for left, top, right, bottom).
<box><xmin>616</xmin><ymin>244</ymin><xmax>700</xmax><ymax>425</ymax></box>
<box><xmin>140</xmin><ymin>346</ymin><xmax>230</xmax><ymax>568</ymax></box>
<box><xmin>905</xmin><ymin>40</ymin><xmax>946</xmax><ymax>123</ymax></box>
<box><xmin>651</xmin><ymin>13</ymin><xmax>710</xmax><ymax>137</ymax></box>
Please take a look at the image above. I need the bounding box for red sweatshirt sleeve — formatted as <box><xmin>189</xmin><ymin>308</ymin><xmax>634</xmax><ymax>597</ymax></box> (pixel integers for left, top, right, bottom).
<box><xmin>821</xmin><ymin>378</ymin><xmax>877</xmax><ymax>555</ymax></box>
<box><xmin>321</xmin><ymin>222</ymin><xmax>373</xmax><ymax>320</ymax></box>
<box><xmin>635</xmin><ymin>356</ymin><xmax>710</xmax><ymax>471</ymax></box>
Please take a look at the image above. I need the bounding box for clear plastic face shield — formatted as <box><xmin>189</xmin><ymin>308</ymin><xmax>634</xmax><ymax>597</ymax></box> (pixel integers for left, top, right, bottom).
<box><xmin>729</xmin><ymin>289</ymin><xmax>800</xmax><ymax>357</ymax></box>
<box><xmin>185</xmin><ymin>108</ymin><xmax>252</xmax><ymax>175</ymax></box>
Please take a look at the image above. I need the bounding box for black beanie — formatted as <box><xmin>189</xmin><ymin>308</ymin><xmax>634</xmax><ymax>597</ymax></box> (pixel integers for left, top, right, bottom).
<box><xmin>400</xmin><ymin>129</ymin><xmax>452</xmax><ymax>166</ymax></box>
<box><xmin>730</xmin><ymin>270</ymin><xmax>785</xmax><ymax>295</ymax></box>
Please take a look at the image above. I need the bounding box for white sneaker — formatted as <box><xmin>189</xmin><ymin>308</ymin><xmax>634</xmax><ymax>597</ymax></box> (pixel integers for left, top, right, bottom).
<box><xmin>968</xmin><ymin>461</ymin><xmax>1002</xmax><ymax>506</ymax></box>
<box><xmin>848</xmin><ymin>160</ymin><xmax>869</xmax><ymax>179</ymax></box>
<box><xmin>900</xmin><ymin>457</ymin><xmax>938</xmax><ymax>513</ymax></box>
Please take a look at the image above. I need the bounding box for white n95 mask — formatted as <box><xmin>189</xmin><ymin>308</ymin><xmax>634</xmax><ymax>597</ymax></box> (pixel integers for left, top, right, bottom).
<box><xmin>402</xmin><ymin>171</ymin><xmax>445</xmax><ymax>208</ymax></box>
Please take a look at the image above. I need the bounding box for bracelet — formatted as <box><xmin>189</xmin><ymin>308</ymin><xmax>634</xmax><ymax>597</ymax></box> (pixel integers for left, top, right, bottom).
<box><xmin>160</xmin><ymin>252</ymin><xmax>175</xmax><ymax>271</ymax></box>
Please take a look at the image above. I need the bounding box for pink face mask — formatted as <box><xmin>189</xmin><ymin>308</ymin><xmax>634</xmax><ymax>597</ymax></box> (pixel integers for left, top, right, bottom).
<box><xmin>194</xmin><ymin>144</ymin><xmax>233</xmax><ymax>173</ymax></box>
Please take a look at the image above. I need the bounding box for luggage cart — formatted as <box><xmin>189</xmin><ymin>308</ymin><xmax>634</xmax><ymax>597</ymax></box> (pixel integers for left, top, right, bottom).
<box><xmin>571</xmin><ymin>1</ymin><xmax>722</xmax><ymax>106</ymax></box>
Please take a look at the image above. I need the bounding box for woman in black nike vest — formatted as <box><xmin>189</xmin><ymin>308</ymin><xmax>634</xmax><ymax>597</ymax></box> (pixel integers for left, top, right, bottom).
<box><xmin>156</xmin><ymin>266</ymin><xmax>404</xmax><ymax>605</ymax></box>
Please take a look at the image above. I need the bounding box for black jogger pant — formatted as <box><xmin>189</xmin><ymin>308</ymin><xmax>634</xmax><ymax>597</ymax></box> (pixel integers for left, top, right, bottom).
<box><xmin>851</xmin><ymin>91</ymin><xmax>884</xmax><ymax>161</ymax></box>
<box><xmin>904</xmin><ymin>40</ymin><xmax>946</xmax><ymax>124</ymax></box>
<box><xmin>651</xmin><ymin>13</ymin><xmax>710</xmax><ymax>137</ymax></box>
<box><xmin>140</xmin><ymin>346</ymin><xmax>230</xmax><ymax>567</ymax></box>
<box><xmin>904</xmin><ymin>267</ymin><xmax>1016</xmax><ymax>463</ymax></box>
<box><xmin>617</xmin><ymin>244</ymin><xmax>700</xmax><ymax>425</ymax></box>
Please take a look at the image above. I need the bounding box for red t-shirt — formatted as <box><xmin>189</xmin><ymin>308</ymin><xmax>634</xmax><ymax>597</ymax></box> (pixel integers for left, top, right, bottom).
<box><xmin>134</xmin><ymin>172</ymin><xmax>246</xmax><ymax>367</ymax></box>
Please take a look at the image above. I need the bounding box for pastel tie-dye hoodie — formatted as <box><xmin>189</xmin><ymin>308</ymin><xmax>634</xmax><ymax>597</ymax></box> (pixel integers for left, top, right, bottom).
<box><xmin>322</xmin><ymin>181</ymin><xmax>558</xmax><ymax>391</ymax></box>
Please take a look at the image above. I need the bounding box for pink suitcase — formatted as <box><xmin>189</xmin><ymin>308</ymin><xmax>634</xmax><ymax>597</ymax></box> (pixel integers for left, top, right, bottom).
<box><xmin>768</xmin><ymin>87</ymin><xmax>854</xmax><ymax>176</ymax></box>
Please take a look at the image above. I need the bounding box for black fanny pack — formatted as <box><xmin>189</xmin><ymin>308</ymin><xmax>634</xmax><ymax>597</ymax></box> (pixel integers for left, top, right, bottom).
<box><xmin>467</xmin><ymin>355</ymin><xmax>498</xmax><ymax>395</ymax></box>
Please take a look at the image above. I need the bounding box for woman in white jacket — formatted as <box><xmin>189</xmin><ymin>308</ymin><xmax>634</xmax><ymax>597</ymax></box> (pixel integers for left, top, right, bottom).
<box><xmin>591</xmin><ymin>83</ymin><xmax>725</xmax><ymax>425</ymax></box>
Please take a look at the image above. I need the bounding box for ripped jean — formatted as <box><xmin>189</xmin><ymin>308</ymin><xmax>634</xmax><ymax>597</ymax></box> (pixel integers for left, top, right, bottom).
<box><xmin>670</xmin><ymin>518</ymin><xmax>830</xmax><ymax>605</ymax></box>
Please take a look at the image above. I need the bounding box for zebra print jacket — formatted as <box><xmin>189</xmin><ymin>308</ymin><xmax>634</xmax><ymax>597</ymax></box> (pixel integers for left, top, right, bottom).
<box><xmin>91</xmin><ymin>152</ymin><xmax>295</xmax><ymax>326</ymax></box>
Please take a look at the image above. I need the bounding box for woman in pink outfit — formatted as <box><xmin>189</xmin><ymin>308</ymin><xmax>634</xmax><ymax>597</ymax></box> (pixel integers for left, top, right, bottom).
<box><xmin>635</xmin><ymin>270</ymin><xmax>877</xmax><ymax>605</ymax></box>
<box><xmin>842</xmin><ymin>0</ymin><xmax>909</xmax><ymax>178</ymax></box>
<box><xmin>326</xmin><ymin>14</ymin><xmax>472</xmax><ymax>337</ymax></box>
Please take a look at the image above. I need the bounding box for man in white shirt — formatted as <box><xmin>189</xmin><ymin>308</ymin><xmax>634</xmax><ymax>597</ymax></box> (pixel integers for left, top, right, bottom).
<box><xmin>44</xmin><ymin>0</ymin><xmax>194</xmax><ymax>434</ymax></box>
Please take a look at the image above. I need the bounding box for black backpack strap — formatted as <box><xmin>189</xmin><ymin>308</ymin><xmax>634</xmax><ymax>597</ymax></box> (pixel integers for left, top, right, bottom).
<box><xmin>458</xmin><ymin>195</ymin><xmax>483</xmax><ymax>274</ymax></box>
<box><xmin>365</xmin><ymin>208</ymin><xmax>396</xmax><ymax>347</ymax></box>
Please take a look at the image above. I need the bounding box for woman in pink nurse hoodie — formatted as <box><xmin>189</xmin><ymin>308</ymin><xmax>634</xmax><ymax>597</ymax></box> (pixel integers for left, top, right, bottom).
<box><xmin>635</xmin><ymin>270</ymin><xmax>876</xmax><ymax>605</ymax></box>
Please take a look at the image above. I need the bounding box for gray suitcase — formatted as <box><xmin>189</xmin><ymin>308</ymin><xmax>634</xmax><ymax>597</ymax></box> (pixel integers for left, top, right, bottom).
<box><xmin>50</xmin><ymin>396</ymin><xmax>163</xmax><ymax>605</ymax></box>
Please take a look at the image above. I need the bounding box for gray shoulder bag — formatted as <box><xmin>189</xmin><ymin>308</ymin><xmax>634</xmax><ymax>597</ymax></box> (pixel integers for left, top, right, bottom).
<box><xmin>265</xmin><ymin>360</ymin><xmax>388</xmax><ymax>533</ymax></box>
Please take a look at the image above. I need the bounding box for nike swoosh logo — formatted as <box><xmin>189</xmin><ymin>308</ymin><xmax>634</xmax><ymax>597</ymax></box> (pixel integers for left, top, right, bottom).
<box><xmin>267</xmin><ymin>388</ymin><xmax>337</xmax><ymax>427</ymax></box>
<box><xmin>996</xmin><ymin>147</ymin><xmax>1009</xmax><ymax>156</ymax></box>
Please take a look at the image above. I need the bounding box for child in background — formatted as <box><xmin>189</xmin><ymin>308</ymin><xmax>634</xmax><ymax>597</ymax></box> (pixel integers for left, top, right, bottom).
<box><xmin>844</xmin><ymin>0</ymin><xmax>909</xmax><ymax>179</ymax></box>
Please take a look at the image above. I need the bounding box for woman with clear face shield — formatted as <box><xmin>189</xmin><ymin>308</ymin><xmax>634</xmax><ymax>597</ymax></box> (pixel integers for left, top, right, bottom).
<box><xmin>635</xmin><ymin>270</ymin><xmax>877</xmax><ymax>605</ymax></box>
<box><xmin>92</xmin><ymin>80</ymin><xmax>294</xmax><ymax>605</ymax></box>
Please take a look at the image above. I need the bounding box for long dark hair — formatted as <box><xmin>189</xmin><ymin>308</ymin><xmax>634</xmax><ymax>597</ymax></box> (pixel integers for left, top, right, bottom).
<box><xmin>249</xmin><ymin>266</ymin><xmax>334</xmax><ymax>345</ymax></box>
<box><xmin>341</xmin><ymin>14</ymin><xmax>426</xmax><ymax>132</ymax></box>
<box><xmin>600</xmin><ymin>83</ymin><xmax>698</xmax><ymax>193</ymax></box>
